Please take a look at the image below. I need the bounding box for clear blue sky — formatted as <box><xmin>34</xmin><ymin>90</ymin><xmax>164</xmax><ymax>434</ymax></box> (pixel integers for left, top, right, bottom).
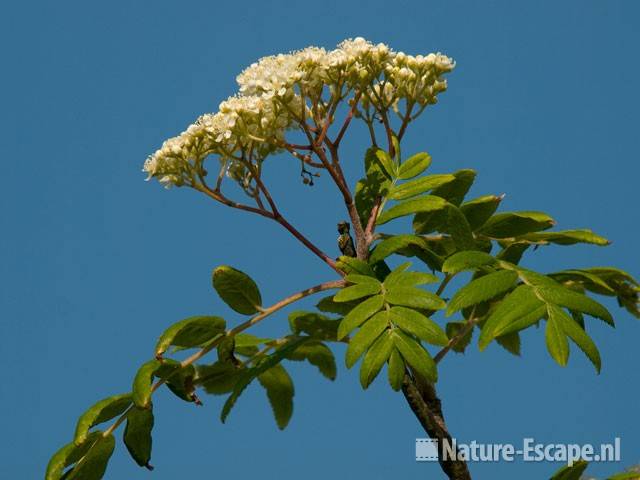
<box><xmin>1</xmin><ymin>1</ymin><xmax>638</xmax><ymax>479</ymax></box>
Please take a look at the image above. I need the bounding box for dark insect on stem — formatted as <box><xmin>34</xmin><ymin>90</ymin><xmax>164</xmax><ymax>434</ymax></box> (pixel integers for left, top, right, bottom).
<box><xmin>337</xmin><ymin>220</ymin><xmax>357</xmax><ymax>257</ymax></box>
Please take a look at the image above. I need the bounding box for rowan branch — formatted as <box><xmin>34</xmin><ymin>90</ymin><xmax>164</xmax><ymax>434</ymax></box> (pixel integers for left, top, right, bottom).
<box><xmin>334</xmin><ymin>91</ymin><xmax>363</xmax><ymax>147</ymax></box>
<box><xmin>194</xmin><ymin>183</ymin><xmax>273</xmax><ymax>219</ymax></box>
<box><xmin>195</xmin><ymin>178</ymin><xmax>338</xmax><ymax>273</ymax></box>
<box><xmin>402</xmin><ymin>374</ymin><xmax>472</xmax><ymax>480</ymax></box>
<box><xmin>101</xmin><ymin>278</ymin><xmax>345</xmax><ymax>441</ymax></box>
<box><xmin>280</xmin><ymin>91</ymin><xmax>367</xmax><ymax>259</ymax></box>
<box><xmin>396</xmin><ymin>100</ymin><xmax>415</xmax><ymax>141</ymax></box>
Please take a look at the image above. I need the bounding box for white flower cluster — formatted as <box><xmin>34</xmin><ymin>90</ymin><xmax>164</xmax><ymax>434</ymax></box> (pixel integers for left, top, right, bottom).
<box><xmin>385</xmin><ymin>52</ymin><xmax>453</xmax><ymax>106</ymax></box>
<box><xmin>144</xmin><ymin>38</ymin><xmax>454</xmax><ymax>188</ymax></box>
<box><xmin>235</xmin><ymin>38</ymin><xmax>393</xmax><ymax>100</ymax></box>
<box><xmin>143</xmin><ymin>96</ymin><xmax>292</xmax><ymax>188</ymax></box>
<box><xmin>237</xmin><ymin>46</ymin><xmax>328</xmax><ymax>99</ymax></box>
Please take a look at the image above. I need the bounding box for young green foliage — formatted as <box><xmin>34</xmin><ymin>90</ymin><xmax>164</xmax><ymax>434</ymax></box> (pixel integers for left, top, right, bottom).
<box><xmin>337</xmin><ymin>294</ymin><xmax>385</xmax><ymax>340</ymax></box>
<box><xmin>220</xmin><ymin>337</ymin><xmax>308</xmax><ymax>426</ymax></box>
<box><xmin>155</xmin><ymin>315</ymin><xmax>226</xmax><ymax>358</ymax></box>
<box><xmin>123</xmin><ymin>406</ymin><xmax>155</xmax><ymax>469</ymax></box>
<box><xmin>74</xmin><ymin>393</ymin><xmax>132</xmax><ymax>445</ymax></box>
<box><xmin>257</xmin><ymin>364</ymin><xmax>295</xmax><ymax>430</ymax></box>
<box><xmin>46</xmin><ymin>432</ymin><xmax>104</xmax><ymax>480</ymax></box>
<box><xmin>335</xmin><ymin>263</ymin><xmax>447</xmax><ymax>389</ymax></box>
<box><xmin>132</xmin><ymin>360</ymin><xmax>162</xmax><ymax>408</ymax></box>
<box><xmin>359</xmin><ymin>330</ymin><xmax>395</xmax><ymax>389</ymax></box>
<box><xmin>377</xmin><ymin>195</ymin><xmax>447</xmax><ymax>225</ymax></box>
<box><xmin>212</xmin><ymin>266</ymin><xmax>262</xmax><ymax>315</ymax></box>
<box><xmin>64</xmin><ymin>433</ymin><xmax>115</xmax><ymax>480</ymax></box>
<box><xmin>285</xmin><ymin>340</ymin><xmax>337</xmax><ymax>380</ymax></box>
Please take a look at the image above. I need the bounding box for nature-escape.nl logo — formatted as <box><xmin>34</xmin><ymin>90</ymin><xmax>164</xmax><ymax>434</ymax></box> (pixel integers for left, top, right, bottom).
<box><xmin>415</xmin><ymin>438</ymin><xmax>621</xmax><ymax>465</ymax></box>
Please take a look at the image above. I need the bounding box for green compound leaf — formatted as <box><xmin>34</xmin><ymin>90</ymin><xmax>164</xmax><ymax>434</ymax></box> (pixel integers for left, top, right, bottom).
<box><xmin>391</xmin><ymin>136</ymin><xmax>402</xmax><ymax>164</ymax></box>
<box><xmin>220</xmin><ymin>337</ymin><xmax>308</xmax><ymax>424</ymax></box>
<box><xmin>355</xmin><ymin>148</ymin><xmax>392</xmax><ymax>226</ymax></box>
<box><xmin>73</xmin><ymin>393</ymin><xmax>132</xmax><ymax>445</ymax></box>
<box><xmin>384</xmin><ymin>271</ymin><xmax>439</xmax><ymax>289</ymax></box>
<box><xmin>443</xmin><ymin>203</ymin><xmax>476</xmax><ymax>251</ymax></box>
<box><xmin>382</xmin><ymin>261</ymin><xmax>411</xmax><ymax>285</ymax></box>
<box><xmin>387</xmin><ymin>349</ymin><xmax>405</xmax><ymax>391</ymax></box>
<box><xmin>496</xmin><ymin>304</ymin><xmax>546</xmax><ymax>337</ymax></box>
<box><xmin>370</xmin><ymin>234</ymin><xmax>430</xmax><ymax>264</ymax></box>
<box><xmin>66</xmin><ymin>433</ymin><xmax>115</xmax><ymax>480</ymax></box>
<box><xmin>495</xmin><ymin>331</ymin><xmax>521</xmax><ymax>356</ymax></box>
<box><xmin>288</xmin><ymin>311</ymin><xmax>340</xmax><ymax>342</ymax></box>
<box><xmin>550</xmin><ymin>269</ymin><xmax>616</xmax><ymax>294</ymax></box>
<box><xmin>154</xmin><ymin>359</ymin><xmax>198</xmax><ymax>403</ymax></box>
<box><xmin>519</xmin><ymin>229</ymin><xmax>610</xmax><ymax>246</ymax></box>
<box><xmin>257</xmin><ymin>364</ymin><xmax>294</xmax><ymax>430</ymax></box>
<box><xmin>393</xmin><ymin>330</ymin><xmax>437</xmax><ymax>382</ymax></box>
<box><xmin>585</xmin><ymin>267</ymin><xmax>639</xmax><ymax>286</ymax></box>
<box><xmin>511</xmin><ymin>266</ymin><xmax>559</xmax><ymax>287</ymax></box>
<box><xmin>429</xmin><ymin>169</ymin><xmax>477</xmax><ymax>206</ymax></box>
<box><xmin>496</xmin><ymin>242</ymin><xmax>531</xmax><ymax>265</ymax></box>
<box><xmin>550</xmin><ymin>304</ymin><xmax>602</xmax><ymax>373</ymax></box>
<box><xmin>216</xmin><ymin>335</ymin><xmax>237</xmax><ymax>364</ymax></box>
<box><xmin>460</xmin><ymin>194</ymin><xmax>503</xmax><ymax>230</ymax></box>
<box><xmin>344</xmin><ymin>273</ymin><xmax>382</xmax><ymax>286</ymax></box>
<box><xmin>413</xmin><ymin>199</ymin><xmax>477</xmax><ymax>243</ymax></box>
<box><xmin>389</xmin><ymin>306</ymin><xmax>449</xmax><ymax>346</ymax></box>
<box><xmin>132</xmin><ymin>359</ymin><xmax>162</xmax><ymax>408</ymax></box>
<box><xmin>446</xmin><ymin>270</ymin><xmax>519</xmax><ymax>316</ymax></box>
<box><xmin>382</xmin><ymin>262</ymin><xmax>440</xmax><ymax>288</ymax></box>
<box><xmin>123</xmin><ymin>406</ymin><xmax>154</xmax><ymax>470</ymax></box>
<box><xmin>337</xmin><ymin>294</ymin><xmax>385</xmax><ymax>340</ymax></box>
<box><xmin>388</xmin><ymin>174</ymin><xmax>456</xmax><ymax>200</ymax></box>
<box><xmin>545</xmin><ymin>306</ymin><xmax>570</xmax><ymax>367</ymax></box>
<box><xmin>446</xmin><ymin>322</ymin><xmax>473</xmax><ymax>353</ymax></box>
<box><xmin>212</xmin><ymin>266</ymin><xmax>262</xmax><ymax>315</ymax></box>
<box><xmin>398</xmin><ymin>152</ymin><xmax>432</xmax><ymax>180</ymax></box>
<box><xmin>385</xmin><ymin>286</ymin><xmax>446</xmax><ymax>311</ymax></box>
<box><xmin>375</xmin><ymin>148</ymin><xmax>398</xmax><ymax>178</ymax></box>
<box><xmin>581</xmin><ymin>267</ymin><xmax>640</xmax><ymax>319</ymax></box>
<box><xmin>535</xmin><ymin>285</ymin><xmax>614</xmax><ymax>326</ymax></box>
<box><xmin>478</xmin><ymin>211</ymin><xmax>555</xmax><ymax>238</ymax></box>
<box><xmin>377</xmin><ymin>195</ymin><xmax>447</xmax><ymax>225</ymax></box>
<box><xmin>196</xmin><ymin>362</ymin><xmax>241</xmax><ymax>395</ymax></box>
<box><xmin>155</xmin><ymin>316</ymin><xmax>226</xmax><ymax>358</ymax></box>
<box><xmin>345</xmin><ymin>311</ymin><xmax>389</xmax><ymax>368</ymax></box>
<box><xmin>232</xmin><ymin>334</ymin><xmax>270</xmax><ymax>349</ymax></box>
<box><xmin>479</xmin><ymin>285</ymin><xmax>544</xmax><ymax>350</ymax></box>
<box><xmin>390</xmin><ymin>240</ymin><xmax>445</xmax><ymax>272</ymax></box>
<box><xmin>46</xmin><ymin>432</ymin><xmax>103</xmax><ymax>480</ymax></box>
<box><xmin>285</xmin><ymin>340</ymin><xmax>337</xmax><ymax>380</ymax></box>
<box><xmin>359</xmin><ymin>330</ymin><xmax>394</xmax><ymax>389</ymax></box>
<box><xmin>442</xmin><ymin>250</ymin><xmax>496</xmax><ymax>274</ymax></box>
<box><xmin>334</xmin><ymin>282</ymin><xmax>381</xmax><ymax>303</ymax></box>
<box><xmin>336</xmin><ymin>255</ymin><xmax>377</xmax><ymax>277</ymax></box>
<box><xmin>316</xmin><ymin>295</ymin><xmax>358</xmax><ymax>316</ymax></box>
